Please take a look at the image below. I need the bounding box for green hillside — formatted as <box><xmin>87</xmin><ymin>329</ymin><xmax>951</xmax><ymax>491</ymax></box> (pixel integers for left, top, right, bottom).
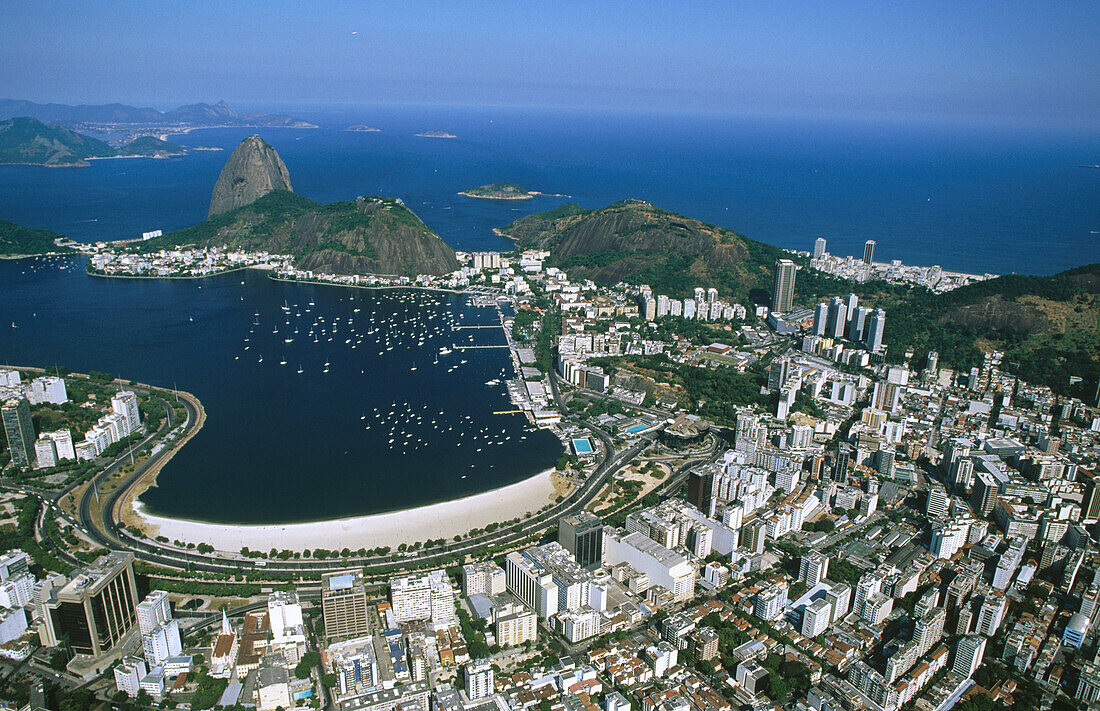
<box><xmin>0</xmin><ymin>220</ymin><xmax>75</xmax><ymax>256</ymax></box>
<box><xmin>499</xmin><ymin>199</ymin><xmax>789</xmax><ymax>302</ymax></box>
<box><xmin>134</xmin><ymin>190</ymin><xmax>459</xmax><ymax>277</ymax></box>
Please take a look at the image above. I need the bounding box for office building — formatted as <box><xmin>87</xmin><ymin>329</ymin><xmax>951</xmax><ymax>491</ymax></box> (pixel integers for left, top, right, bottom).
<box><xmin>742</xmin><ymin>520</ymin><xmax>766</xmax><ymax>554</ymax></box>
<box><xmin>812</xmin><ymin>303</ymin><xmax>828</xmax><ymax>336</ymax></box>
<box><xmin>45</xmin><ymin>552</ymin><xmax>138</xmax><ymax>659</ymax></box>
<box><xmin>865</xmin><ymin>309</ymin><xmax>886</xmax><ymax>352</ymax></box>
<box><xmin>834</xmin><ymin>444</ymin><xmax>851</xmax><ymax>484</ymax></box>
<box><xmin>771</xmin><ymin>259</ymin><xmax>797</xmax><ymax>314</ymax></box>
<box><xmin>321</xmin><ymin>570</ymin><xmax>370</xmax><ymax>640</ymax></box>
<box><xmin>863</xmin><ymin>240</ymin><xmax>875</xmax><ymax>265</ymax></box>
<box><xmin>464</xmin><ymin>659</ymin><xmax>494</xmax><ymax>701</ymax></box>
<box><xmin>2</xmin><ymin>398</ymin><xmax>35</xmax><ymax>469</ymax></box>
<box><xmin>814</xmin><ymin>237</ymin><xmax>827</xmax><ymax>259</ymax></box>
<box><xmin>559</xmin><ymin>512</ymin><xmax>604</xmax><ymax>571</ymax></box>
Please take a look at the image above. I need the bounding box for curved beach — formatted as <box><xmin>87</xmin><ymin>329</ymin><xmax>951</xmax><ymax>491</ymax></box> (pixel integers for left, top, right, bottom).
<box><xmin>132</xmin><ymin>467</ymin><xmax>557</xmax><ymax>551</ymax></box>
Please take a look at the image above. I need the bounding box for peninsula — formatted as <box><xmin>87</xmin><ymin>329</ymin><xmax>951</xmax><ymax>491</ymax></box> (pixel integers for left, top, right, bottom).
<box><xmin>0</xmin><ymin>116</ymin><xmax>186</xmax><ymax>167</ymax></box>
<box><xmin>118</xmin><ymin>135</ymin><xmax>460</xmax><ymax>277</ymax></box>
<box><xmin>0</xmin><ymin>219</ymin><xmax>77</xmax><ymax>257</ymax></box>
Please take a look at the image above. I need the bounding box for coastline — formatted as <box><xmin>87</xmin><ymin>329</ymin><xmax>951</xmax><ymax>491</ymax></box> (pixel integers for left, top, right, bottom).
<box><xmin>131</xmin><ymin>466</ymin><xmax>557</xmax><ymax>551</ymax></box>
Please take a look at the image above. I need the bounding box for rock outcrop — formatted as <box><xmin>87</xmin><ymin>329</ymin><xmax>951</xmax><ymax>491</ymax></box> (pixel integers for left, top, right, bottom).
<box><xmin>208</xmin><ymin>136</ymin><xmax>292</xmax><ymax>217</ymax></box>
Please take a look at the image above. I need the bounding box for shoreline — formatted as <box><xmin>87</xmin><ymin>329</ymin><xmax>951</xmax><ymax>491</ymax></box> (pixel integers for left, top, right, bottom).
<box><xmin>131</xmin><ymin>466</ymin><xmax>558</xmax><ymax>551</ymax></box>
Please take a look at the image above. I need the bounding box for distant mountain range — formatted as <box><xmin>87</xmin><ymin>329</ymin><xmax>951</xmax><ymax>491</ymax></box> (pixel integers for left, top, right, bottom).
<box><xmin>0</xmin><ymin>99</ymin><xmax>316</xmax><ymax>129</ymax></box>
<box><xmin>0</xmin><ymin>117</ymin><xmax>187</xmax><ymax>167</ymax></box>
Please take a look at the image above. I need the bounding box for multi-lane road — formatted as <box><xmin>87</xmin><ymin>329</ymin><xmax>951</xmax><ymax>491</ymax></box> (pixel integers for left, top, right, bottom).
<box><xmin>20</xmin><ymin>355</ymin><xmax>717</xmax><ymax>581</ymax></box>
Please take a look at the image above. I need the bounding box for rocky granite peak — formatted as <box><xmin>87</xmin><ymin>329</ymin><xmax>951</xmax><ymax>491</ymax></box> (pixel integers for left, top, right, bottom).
<box><xmin>208</xmin><ymin>135</ymin><xmax>292</xmax><ymax>217</ymax></box>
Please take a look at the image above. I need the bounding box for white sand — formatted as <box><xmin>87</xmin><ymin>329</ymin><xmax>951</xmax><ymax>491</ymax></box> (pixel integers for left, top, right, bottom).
<box><xmin>133</xmin><ymin>468</ymin><xmax>556</xmax><ymax>553</ymax></box>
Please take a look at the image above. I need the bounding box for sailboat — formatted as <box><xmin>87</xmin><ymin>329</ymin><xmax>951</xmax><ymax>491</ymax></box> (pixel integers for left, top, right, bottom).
<box><xmin>297</xmin><ymin>364</ymin><xmax>304</xmax><ymax>374</ymax></box>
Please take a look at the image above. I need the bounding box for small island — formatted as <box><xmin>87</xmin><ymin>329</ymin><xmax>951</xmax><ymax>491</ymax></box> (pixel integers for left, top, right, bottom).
<box><xmin>346</xmin><ymin>125</ymin><xmax>381</xmax><ymax>132</ymax></box>
<box><xmin>416</xmin><ymin>129</ymin><xmax>457</xmax><ymax>139</ymax></box>
<box><xmin>459</xmin><ymin>182</ymin><xmax>534</xmax><ymax>200</ymax></box>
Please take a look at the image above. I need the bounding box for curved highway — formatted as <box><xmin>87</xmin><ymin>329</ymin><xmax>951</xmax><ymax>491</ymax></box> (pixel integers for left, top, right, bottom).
<box><xmin>29</xmin><ymin>355</ymin><xmax>719</xmax><ymax>580</ymax></box>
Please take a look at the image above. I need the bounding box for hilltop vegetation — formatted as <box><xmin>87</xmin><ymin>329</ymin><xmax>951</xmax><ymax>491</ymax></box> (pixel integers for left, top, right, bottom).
<box><xmin>800</xmin><ymin>264</ymin><xmax>1100</xmax><ymax>397</ymax></box>
<box><xmin>135</xmin><ymin>190</ymin><xmax>458</xmax><ymax>277</ymax></box>
<box><xmin>499</xmin><ymin>199</ymin><xmax>789</xmax><ymax>302</ymax></box>
<box><xmin>0</xmin><ymin>219</ymin><xmax>75</xmax><ymax>256</ymax></box>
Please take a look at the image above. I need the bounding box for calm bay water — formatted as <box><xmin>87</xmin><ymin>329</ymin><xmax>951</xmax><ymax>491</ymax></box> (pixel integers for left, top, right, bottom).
<box><xmin>0</xmin><ymin>106</ymin><xmax>1097</xmax><ymax>523</ymax></box>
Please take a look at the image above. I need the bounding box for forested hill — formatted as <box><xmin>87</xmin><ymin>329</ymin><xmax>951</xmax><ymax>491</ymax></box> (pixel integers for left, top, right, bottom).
<box><xmin>135</xmin><ymin>190</ymin><xmax>459</xmax><ymax>278</ymax></box>
<box><xmin>805</xmin><ymin>264</ymin><xmax>1100</xmax><ymax>397</ymax></box>
<box><xmin>498</xmin><ymin>199</ymin><xmax>789</xmax><ymax>302</ymax></box>
<box><xmin>0</xmin><ymin>220</ymin><xmax>75</xmax><ymax>256</ymax></box>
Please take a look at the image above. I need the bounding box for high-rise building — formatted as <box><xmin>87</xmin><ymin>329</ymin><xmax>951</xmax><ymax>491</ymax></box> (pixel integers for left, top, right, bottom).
<box><xmin>865</xmin><ymin>309</ymin><xmax>886</xmax><ymax>352</ymax></box>
<box><xmin>826</xmin><ymin>583</ymin><xmax>852</xmax><ymax>622</ymax></box>
<box><xmin>115</xmin><ymin>657</ymin><xmax>147</xmax><ymax>697</ymax></box>
<box><xmin>834</xmin><ymin>444</ymin><xmax>851</xmax><ymax>484</ymax></box>
<box><xmin>926</xmin><ymin>484</ymin><xmax>948</xmax><ymax>518</ymax></box>
<box><xmin>559</xmin><ymin>512</ymin><xmax>604</xmax><ymax>571</ymax></box>
<box><xmin>461</xmin><ymin>561</ymin><xmax>506</xmax><ymax>597</ymax></box>
<box><xmin>111</xmin><ymin>392</ymin><xmax>141</xmax><ymax>433</ymax></box>
<box><xmin>863</xmin><ymin>240</ymin><xmax>876</xmax><ymax>264</ymax></box>
<box><xmin>845</xmin><ymin>305</ymin><xmax>870</xmax><ymax>342</ymax></box>
<box><xmin>464</xmin><ymin>659</ymin><xmax>494</xmax><ymax>701</ymax></box>
<box><xmin>953</xmin><ymin>635</ymin><xmax>986</xmax><ymax>678</ymax></box>
<box><xmin>976</xmin><ymin>594</ymin><xmax>1007</xmax><ymax>636</ymax></box>
<box><xmin>771</xmin><ymin>259</ymin><xmax>797</xmax><ymax>314</ymax></box>
<box><xmin>813</xmin><ymin>237</ymin><xmax>827</xmax><ymax>259</ymax></box>
<box><xmin>742</xmin><ymin>520</ymin><xmax>766</xmax><ymax>554</ymax></box>
<box><xmin>1083</xmin><ymin>477</ymin><xmax>1100</xmax><ymax>524</ymax></box>
<box><xmin>706</xmin><ymin>287</ymin><xmax>718</xmax><ymax>304</ymax></box>
<box><xmin>802</xmin><ymin>597</ymin><xmax>831</xmax><ymax>638</ymax></box>
<box><xmin>2</xmin><ymin>398</ymin><xmax>35</xmax><ymax>469</ymax></box>
<box><xmin>142</xmin><ymin>618</ymin><xmax>182</xmax><ymax>666</ymax></box>
<box><xmin>45</xmin><ymin>552</ymin><xmax>138</xmax><ymax>659</ymax></box>
<box><xmin>799</xmin><ymin>552</ymin><xmax>829</xmax><ymax>587</ymax></box>
<box><xmin>687</xmin><ymin>470</ymin><xmax>714</xmax><ymax>516</ymax></box>
<box><xmin>767</xmin><ymin>358</ymin><xmax>790</xmax><ymax>392</ymax></box>
<box><xmin>321</xmin><ymin>570</ymin><xmax>370</xmax><ymax>640</ymax></box>
<box><xmin>390</xmin><ymin>569</ymin><xmax>456</xmax><ymax>628</ymax></box>
<box><xmin>813</xmin><ymin>303</ymin><xmax>828</xmax><ymax>336</ymax></box>
<box><xmin>825</xmin><ymin>297</ymin><xmax>847</xmax><ymax>339</ymax></box>
<box><xmin>136</xmin><ymin>590</ymin><xmax>172</xmax><ymax>635</ymax></box>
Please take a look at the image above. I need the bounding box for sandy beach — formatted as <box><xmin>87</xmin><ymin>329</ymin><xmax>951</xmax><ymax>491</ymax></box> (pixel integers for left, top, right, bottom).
<box><xmin>133</xmin><ymin>467</ymin><xmax>557</xmax><ymax>552</ymax></box>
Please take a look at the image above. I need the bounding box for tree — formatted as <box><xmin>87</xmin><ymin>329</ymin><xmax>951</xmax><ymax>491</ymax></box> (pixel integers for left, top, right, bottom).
<box><xmin>322</xmin><ymin>673</ymin><xmax>337</xmax><ymax>688</ymax></box>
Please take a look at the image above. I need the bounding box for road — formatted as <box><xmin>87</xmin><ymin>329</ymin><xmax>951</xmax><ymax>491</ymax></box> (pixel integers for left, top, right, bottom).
<box><xmin>26</xmin><ymin>342</ymin><xmax>718</xmax><ymax>581</ymax></box>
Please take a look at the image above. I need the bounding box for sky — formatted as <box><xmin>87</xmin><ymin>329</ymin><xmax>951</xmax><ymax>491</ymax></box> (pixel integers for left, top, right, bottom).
<box><xmin>2</xmin><ymin>1</ymin><xmax>1097</xmax><ymax>128</ymax></box>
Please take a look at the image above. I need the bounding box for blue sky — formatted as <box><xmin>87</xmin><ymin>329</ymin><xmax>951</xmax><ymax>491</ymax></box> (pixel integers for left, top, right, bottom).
<box><xmin>2</xmin><ymin>1</ymin><xmax>1097</xmax><ymax>128</ymax></box>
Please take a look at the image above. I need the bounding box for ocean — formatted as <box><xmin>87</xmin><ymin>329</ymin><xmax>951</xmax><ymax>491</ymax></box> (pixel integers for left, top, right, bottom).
<box><xmin>0</xmin><ymin>105</ymin><xmax>1097</xmax><ymax>524</ymax></box>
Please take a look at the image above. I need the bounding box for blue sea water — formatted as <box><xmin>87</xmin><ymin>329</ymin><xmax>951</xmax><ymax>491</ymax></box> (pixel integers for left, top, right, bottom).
<box><xmin>2</xmin><ymin>105</ymin><xmax>1097</xmax><ymax>274</ymax></box>
<box><xmin>0</xmin><ymin>106</ymin><xmax>1097</xmax><ymax>524</ymax></box>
